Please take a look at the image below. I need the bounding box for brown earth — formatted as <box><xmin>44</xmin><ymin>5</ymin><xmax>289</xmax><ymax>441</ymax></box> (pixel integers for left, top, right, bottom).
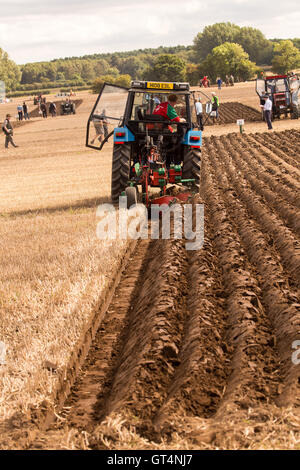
<box><xmin>3</xmin><ymin>129</ymin><xmax>299</xmax><ymax>450</ymax></box>
<box><xmin>0</xmin><ymin>83</ymin><xmax>299</xmax><ymax>450</ymax></box>
<box><xmin>28</xmin><ymin>99</ymin><xmax>83</xmax><ymax>118</ymax></box>
<box><xmin>205</xmin><ymin>102</ymin><xmax>262</xmax><ymax>126</ymax></box>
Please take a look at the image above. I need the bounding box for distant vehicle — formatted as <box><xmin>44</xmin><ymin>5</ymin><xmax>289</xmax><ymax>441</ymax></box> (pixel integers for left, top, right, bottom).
<box><xmin>61</xmin><ymin>101</ymin><xmax>76</xmax><ymax>115</ymax></box>
<box><xmin>256</xmin><ymin>74</ymin><xmax>300</xmax><ymax>120</ymax></box>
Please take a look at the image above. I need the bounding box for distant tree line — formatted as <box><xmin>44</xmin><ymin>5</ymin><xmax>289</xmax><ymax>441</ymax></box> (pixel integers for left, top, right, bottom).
<box><xmin>1</xmin><ymin>24</ymin><xmax>300</xmax><ymax>93</ymax></box>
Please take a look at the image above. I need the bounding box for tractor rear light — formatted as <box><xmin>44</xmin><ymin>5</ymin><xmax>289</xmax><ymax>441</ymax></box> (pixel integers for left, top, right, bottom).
<box><xmin>116</xmin><ymin>132</ymin><xmax>125</xmax><ymax>137</ymax></box>
<box><xmin>190</xmin><ymin>136</ymin><xmax>200</xmax><ymax>141</ymax></box>
<box><xmin>115</xmin><ymin>141</ymin><xmax>124</xmax><ymax>144</ymax></box>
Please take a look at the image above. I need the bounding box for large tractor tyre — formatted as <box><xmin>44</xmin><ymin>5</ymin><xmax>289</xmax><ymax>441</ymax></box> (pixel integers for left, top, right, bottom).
<box><xmin>111</xmin><ymin>143</ymin><xmax>131</xmax><ymax>204</ymax></box>
<box><xmin>291</xmin><ymin>104</ymin><xmax>299</xmax><ymax>119</ymax></box>
<box><xmin>182</xmin><ymin>147</ymin><xmax>201</xmax><ymax>192</ymax></box>
<box><xmin>125</xmin><ymin>186</ymin><xmax>137</xmax><ymax>209</ymax></box>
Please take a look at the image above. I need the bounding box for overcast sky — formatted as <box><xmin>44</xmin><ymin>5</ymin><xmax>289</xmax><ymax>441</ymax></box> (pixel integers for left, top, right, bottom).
<box><xmin>1</xmin><ymin>0</ymin><xmax>300</xmax><ymax>64</ymax></box>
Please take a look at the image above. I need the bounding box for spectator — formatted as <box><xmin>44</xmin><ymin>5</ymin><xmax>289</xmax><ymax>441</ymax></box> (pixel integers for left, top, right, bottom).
<box><xmin>229</xmin><ymin>75</ymin><xmax>234</xmax><ymax>86</ymax></box>
<box><xmin>225</xmin><ymin>75</ymin><xmax>230</xmax><ymax>87</ymax></box>
<box><xmin>17</xmin><ymin>104</ymin><xmax>23</xmax><ymax>121</ymax></box>
<box><xmin>40</xmin><ymin>102</ymin><xmax>47</xmax><ymax>118</ymax></box>
<box><xmin>2</xmin><ymin>114</ymin><xmax>18</xmax><ymax>148</ymax></box>
<box><xmin>211</xmin><ymin>92</ymin><xmax>220</xmax><ymax>123</ymax></box>
<box><xmin>217</xmin><ymin>77</ymin><xmax>222</xmax><ymax>90</ymax></box>
<box><xmin>49</xmin><ymin>102</ymin><xmax>57</xmax><ymax>117</ymax></box>
<box><xmin>202</xmin><ymin>76</ymin><xmax>208</xmax><ymax>88</ymax></box>
<box><xmin>195</xmin><ymin>97</ymin><xmax>204</xmax><ymax>131</ymax></box>
<box><xmin>23</xmin><ymin>102</ymin><xmax>29</xmax><ymax>120</ymax></box>
<box><xmin>261</xmin><ymin>94</ymin><xmax>273</xmax><ymax>130</ymax></box>
<box><xmin>91</xmin><ymin>117</ymin><xmax>104</xmax><ymax>144</ymax></box>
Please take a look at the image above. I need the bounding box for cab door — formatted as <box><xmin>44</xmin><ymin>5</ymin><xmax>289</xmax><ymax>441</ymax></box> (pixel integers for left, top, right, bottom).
<box><xmin>86</xmin><ymin>83</ymin><xmax>129</xmax><ymax>150</ymax></box>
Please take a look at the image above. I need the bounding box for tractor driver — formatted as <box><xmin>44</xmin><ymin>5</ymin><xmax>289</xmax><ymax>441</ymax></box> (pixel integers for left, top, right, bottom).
<box><xmin>153</xmin><ymin>94</ymin><xmax>186</xmax><ymax>123</ymax></box>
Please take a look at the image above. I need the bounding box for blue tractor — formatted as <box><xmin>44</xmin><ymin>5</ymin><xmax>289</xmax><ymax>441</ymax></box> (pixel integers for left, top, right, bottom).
<box><xmin>86</xmin><ymin>81</ymin><xmax>202</xmax><ymax>207</ymax></box>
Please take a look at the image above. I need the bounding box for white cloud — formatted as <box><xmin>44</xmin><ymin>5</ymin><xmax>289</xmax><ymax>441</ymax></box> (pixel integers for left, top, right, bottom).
<box><xmin>0</xmin><ymin>0</ymin><xmax>299</xmax><ymax>63</ymax></box>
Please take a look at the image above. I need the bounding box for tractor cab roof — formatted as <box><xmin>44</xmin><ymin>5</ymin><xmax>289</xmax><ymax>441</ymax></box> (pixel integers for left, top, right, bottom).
<box><xmin>129</xmin><ymin>80</ymin><xmax>190</xmax><ymax>93</ymax></box>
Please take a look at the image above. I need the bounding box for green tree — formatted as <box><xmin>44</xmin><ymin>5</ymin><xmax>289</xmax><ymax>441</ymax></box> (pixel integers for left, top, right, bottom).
<box><xmin>0</xmin><ymin>48</ymin><xmax>21</xmax><ymax>90</ymax></box>
<box><xmin>193</xmin><ymin>22</ymin><xmax>240</xmax><ymax>61</ymax></box>
<box><xmin>118</xmin><ymin>56</ymin><xmax>146</xmax><ymax>78</ymax></box>
<box><xmin>81</xmin><ymin>60</ymin><xmax>96</xmax><ymax>81</ymax></box>
<box><xmin>234</xmin><ymin>27</ymin><xmax>271</xmax><ymax>64</ymax></box>
<box><xmin>94</xmin><ymin>59</ymin><xmax>111</xmax><ymax>76</ymax></box>
<box><xmin>114</xmin><ymin>74</ymin><xmax>131</xmax><ymax>87</ymax></box>
<box><xmin>292</xmin><ymin>38</ymin><xmax>300</xmax><ymax>51</ymax></box>
<box><xmin>272</xmin><ymin>40</ymin><xmax>300</xmax><ymax>74</ymax></box>
<box><xmin>203</xmin><ymin>42</ymin><xmax>257</xmax><ymax>82</ymax></box>
<box><xmin>92</xmin><ymin>75</ymin><xmax>118</xmax><ymax>93</ymax></box>
<box><xmin>143</xmin><ymin>54</ymin><xmax>186</xmax><ymax>82</ymax></box>
<box><xmin>185</xmin><ymin>63</ymin><xmax>201</xmax><ymax>85</ymax></box>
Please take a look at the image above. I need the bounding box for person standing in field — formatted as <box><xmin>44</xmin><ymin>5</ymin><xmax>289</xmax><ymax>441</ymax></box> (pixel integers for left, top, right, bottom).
<box><xmin>91</xmin><ymin>116</ymin><xmax>104</xmax><ymax>144</ymax></box>
<box><xmin>225</xmin><ymin>75</ymin><xmax>230</xmax><ymax>86</ymax></box>
<box><xmin>2</xmin><ymin>114</ymin><xmax>19</xmax><ymax>148</ymax></box>
<box><xmin>217</xmin><ymin>77</ymin><xmax>222</xmax><ymax>90</ymax></box>
<box><xmin>261</xmin><ymin>94</ymin><xmax>273</xmax><ymax>130</ymax></box>
<box><xmin>49</xmin><ymin>102</ymin><xmax>57</xmax><ymax>117</ymax></box>
<box><xmin>229</xmin><ymin>75</ymin><xmax>234</xmax><ymax>86</ymax></box>
<box><xmin>195</xmin><ymin>97</ymin><xmax>204</xmax><ymax>131</ymax></box>
<box><xmin>17</xmin><ymin>104</ymin><xmax>23</xmax><ymax>121</ymax></box>
<box><xmin>23</xmin><ymin>102</ymin><xmax>29</xmax><ymax>120</ymax></box>
<box><xmin>40</xmin><ymin>102</ymin><xmax>47</xmax><ymax>118</ymax></box>
<box><xmin>211</xmin><ymin>91</ymin><xmax>220</xmax><ymax>123</ymax></box>
<box><xmin>202</xmin><ymin>76</ymin><xmax>208</xmax><ymax>88</ymax></box>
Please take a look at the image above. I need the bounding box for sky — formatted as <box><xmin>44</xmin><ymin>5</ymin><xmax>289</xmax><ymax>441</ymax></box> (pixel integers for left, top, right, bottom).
<box><xmin>1</xmin><ymin>0</ymin><xmax>300</xmax><ymax>64</ymax></box>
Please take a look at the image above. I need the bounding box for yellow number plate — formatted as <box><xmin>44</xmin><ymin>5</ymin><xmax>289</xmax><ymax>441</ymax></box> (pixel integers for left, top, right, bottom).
<box><xmin>147</xmin><ymin>82</ymin><xmax>174</xmax><ymax>90</ymax></box>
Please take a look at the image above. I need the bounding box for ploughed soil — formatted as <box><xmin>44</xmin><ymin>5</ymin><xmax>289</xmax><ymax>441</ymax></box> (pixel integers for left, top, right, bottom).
<box><xmin>205</xmin><ymin>101</ymin><xmax>262</xmax><ymax>126</ymax></box>
<box><xmin>1</xmin><ymin>128</ymin><xmax>299</xmax><ymax>450</ymax></box>
<box><xmin>29</xmin><ymin>99</ymin><xmax>83</xmax><ymax>118</ymax></box>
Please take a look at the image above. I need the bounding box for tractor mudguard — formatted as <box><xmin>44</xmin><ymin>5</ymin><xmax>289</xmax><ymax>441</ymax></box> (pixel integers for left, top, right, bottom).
<box><xmin>113</xmin><ymin>126</ymin><xmax>135</xmax><ymax>144</ymax></box>
<box><xmin>182</xmin><ymin>129</ymin><xmax>202</xmax><ymax>147</ymax></box>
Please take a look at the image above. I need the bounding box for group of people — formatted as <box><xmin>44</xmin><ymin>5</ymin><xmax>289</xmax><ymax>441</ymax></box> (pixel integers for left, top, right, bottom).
<box><xmin>17</xmin><ymin>102</ymin><xmax>30</xmax><ymax>121</ymax></box>
<box><xmin>201</xmin><ymin>75</ymin><xmax>235</xmax><ymax>90</ymax></box>
<box><xmin>195</xmin><ymin>91</ymin><xmax>220</xmax><ymax>130</ymax></box>
<box><xmin>39</xmin><ymin>101</ymin><xmax>57</xmax><ymax>118</ymax></box>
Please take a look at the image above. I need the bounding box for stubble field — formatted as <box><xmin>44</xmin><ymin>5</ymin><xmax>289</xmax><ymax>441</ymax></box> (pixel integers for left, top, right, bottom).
<box><xmin>0</xmin><ymin>82</ymin><xmax>299</xmax><ymax>450</ymax></box>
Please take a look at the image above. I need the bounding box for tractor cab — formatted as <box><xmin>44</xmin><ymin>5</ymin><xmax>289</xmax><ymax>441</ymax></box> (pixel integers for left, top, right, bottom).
<box><xmin>256</xmin><ymin>74</ymin><xmax>299</xmax><ymax>119</ymax></box>
<box><xmin>86</xmin><ymin>81</ymin><xmax>195</xmax><ymax>152</ymax></box>
<box><xmin>86</xmin><ymin>81</ymin><xmax>202</xmax><ymax>205</ymax></box>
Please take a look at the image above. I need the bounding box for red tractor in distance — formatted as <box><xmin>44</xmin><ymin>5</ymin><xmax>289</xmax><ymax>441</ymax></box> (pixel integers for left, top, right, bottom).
<box><xmin>256</xmin><ymin>74</ymin><xmax>300</xmax><ymax>120</ymax></box>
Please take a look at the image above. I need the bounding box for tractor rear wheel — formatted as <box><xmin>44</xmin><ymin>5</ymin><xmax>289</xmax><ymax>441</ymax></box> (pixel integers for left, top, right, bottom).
<box><xmin>182</xmin><ymin>147</ymin><xmax>201</xmax><ymax>192</ymax></box>
<box><xmin>111</xmin><ymin>143</ymin><xmax>131</xmax><ymax>204</ymax></box>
